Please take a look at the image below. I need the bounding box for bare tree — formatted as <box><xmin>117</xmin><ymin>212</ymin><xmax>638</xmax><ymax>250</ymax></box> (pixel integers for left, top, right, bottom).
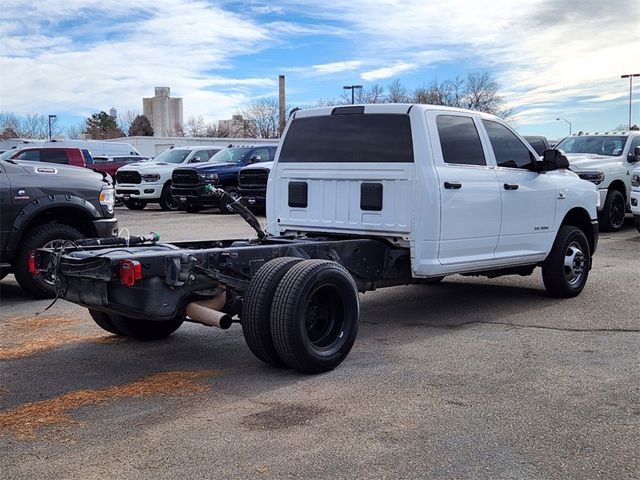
<box><xmin>463</xmin><ymin>72</ymin><xmax>510</xmax><ymax>117</ymax></box>
<box><xmin>117</xmin><ymin>110</ymin><xmax>140</xmax><ymax>134</ymax></box>
<box><xmin>65</xmin><ymin>123</ymin><xmax>85</xmax><ymax>139</ymax></box>
<box><xmin>0</xmin><ymin>112</ymin><xmax>22</xmax><ymax>137</ymax></box>
<box><xmin>363</xmin><ymin>84</ymin><xmax>385</xmax><ymax>103</ymax></box>
<box><xmin>10</xmin><ymin>112</ymin><xmax>61</xmax><ymax>139</ymax></box>
<box><xmin>184</xmin><ymin>116</ymin><xmax>208</xmax><ymax>137</ymax></box>
<box><xmin>386</xmin><ymin>79</ymin><xmax>410</xmax><ymax>103</ymax></box>
<box><xmin>241</xmin><ymin>97</ymin><xmax>280</xmax><ymax>138</ymax></box>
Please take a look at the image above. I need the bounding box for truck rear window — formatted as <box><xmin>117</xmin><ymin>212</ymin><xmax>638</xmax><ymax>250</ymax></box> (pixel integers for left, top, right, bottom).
<box><xmin>279</xmin><ymin>114</ymin><xmax>414</xmax><ymax>163</ymax></box>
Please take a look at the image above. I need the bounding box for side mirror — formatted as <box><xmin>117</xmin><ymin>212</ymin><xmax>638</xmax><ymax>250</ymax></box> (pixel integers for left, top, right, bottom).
<box><xmin>191</xmin><ymin>156</ymin><xmax>202</xmax><ymax>163</ymax></box>
<box><xmin>628</xmin><ymin>146</ymin><xmax>640</xmax><ymax>163</ymax></box>
<box><xmin>249</xmin><ymin>155</ymin><xmax>261</xmax><ymax>163</ymax></box>
<box><xmin>541</xmin><ymin>149</ymin><xmax>570</xmax><ymax>171</ymax></box>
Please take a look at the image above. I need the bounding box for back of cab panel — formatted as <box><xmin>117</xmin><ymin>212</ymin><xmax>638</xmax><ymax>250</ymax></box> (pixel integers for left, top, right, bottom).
<box><xmin>267</xmin><ymin>105</ymin><xmax>415</xmax><ymax>238</ymax></box>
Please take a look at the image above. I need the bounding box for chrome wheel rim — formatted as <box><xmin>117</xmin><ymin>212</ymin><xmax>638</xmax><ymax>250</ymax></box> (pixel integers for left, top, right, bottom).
<box><xmin>564</xmin><ymin>241</ymin><xmax>586</xmax><ymax>287</ymax></box>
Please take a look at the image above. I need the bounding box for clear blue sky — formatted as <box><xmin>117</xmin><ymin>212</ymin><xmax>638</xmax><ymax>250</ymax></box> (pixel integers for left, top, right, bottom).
<box><xmin>1</xmin><ymin>0</ymin><xmax>639</xmax><ymax>139</ymax></box>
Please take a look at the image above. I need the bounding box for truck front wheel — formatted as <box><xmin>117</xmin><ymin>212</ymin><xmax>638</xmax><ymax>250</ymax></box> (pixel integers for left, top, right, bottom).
<box><xmin>542</xmin><ymin>226</ymin><xmax>590</xmax><ymax>298</ymax></box>
<box><xmin>242</xmin><ymin>257</ymin><xmax>303</xmax><ymax>366</ymax></box>
<box><xmin>598</xmin><ymin>189</ymin><xmax>625</xmax><ymax>232</ymax></box>
<box><xmin>14</xmin><ymin>223</ymin><xmax>83</xmax><ymax>298</ymax></box>
<box><xmin>270</xmin><ymin>260</ymin><xmax>359</xmax><ymax>374</ymax></box>
<box><xmin>159</xmin><ymin>183</ymin><xmax>178</xmax><ymax>211</ymax></box>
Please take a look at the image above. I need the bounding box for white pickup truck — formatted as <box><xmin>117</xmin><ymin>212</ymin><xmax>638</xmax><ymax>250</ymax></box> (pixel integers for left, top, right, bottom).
<box><xmin>555</xmin><ymin>132</ymin><xmax>640</xmax><ymax>231</ymax></box>
<box><xmin>115</xmin><ymin>145</ymin><xmax>221</xmax><ymax>210</ymax></box>
<box><xmin>37</xmin><ymin>104</ymin><xmax>599</xmax><ymax>374</ymax></box>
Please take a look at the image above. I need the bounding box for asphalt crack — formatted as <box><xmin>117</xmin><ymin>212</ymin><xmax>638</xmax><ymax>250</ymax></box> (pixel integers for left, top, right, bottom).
<box><xmin>447</xmin><ymin>320</ymin><xmax>640</xmax><ymax>333</ymax></box>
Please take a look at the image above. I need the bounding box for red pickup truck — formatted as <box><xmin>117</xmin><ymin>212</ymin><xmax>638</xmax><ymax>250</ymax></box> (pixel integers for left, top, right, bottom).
<box><xmin>0</xmin><ymin>147</ymin><xmax>147</xmax><ymax>178</ymax></box>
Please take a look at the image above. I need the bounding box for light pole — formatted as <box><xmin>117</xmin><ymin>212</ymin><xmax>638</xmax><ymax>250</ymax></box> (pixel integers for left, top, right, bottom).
<box><xmin>621</xmin><ymin>73</ymin><xmax>640</xmax><ymax>130</ymax></box>
<box><xmin>556</xmin><ymin>117</ymin><xmax>572</xmax><ymax>135</ymax></box>
<box><xmin>48</xmin><ymin>114</ymin><xmax>57</xmax><ymax>141</ymax></box>
<box><xmin>343</xmin><ymin>85</ymin><xmax>363</xmax><ymax>105</ymax></box>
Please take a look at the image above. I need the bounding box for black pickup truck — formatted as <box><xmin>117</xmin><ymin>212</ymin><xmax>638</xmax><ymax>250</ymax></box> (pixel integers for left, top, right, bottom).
<box><xmin>0</xmin><ymin>157</ymin><xmax>117</xmax><ymax>297</ymax></box>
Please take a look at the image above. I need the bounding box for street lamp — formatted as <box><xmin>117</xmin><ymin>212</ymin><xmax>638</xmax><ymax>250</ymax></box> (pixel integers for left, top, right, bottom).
<box><xmin>556</xmin><ymin>117</ymin><xmax>572</xmax><ymax>135</ymax></box>
<box><xmin>343</xmin><ymin>85</ymin><xmax>363</xmax><ymax>105</ymax></box>
<box><xmin>621</xmin><ymin>73</ymin><xmax>640</xmax><ymax>130</ymax></box>
<box><xmin>48</xmin><ymin>114</ymin><xmax>57</xmax><ymax>141</ymax></box>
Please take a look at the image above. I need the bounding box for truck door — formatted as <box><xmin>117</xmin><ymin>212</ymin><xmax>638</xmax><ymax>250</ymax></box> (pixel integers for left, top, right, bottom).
<box><xmin>481</xmin><ymin>120</ymin><xmax>557</xmax><ymax>260</ymax></box>
<box><xmin>428</xmin><ymin>113</ymin><xmax>501</xmax><ymax>267</ymax></box>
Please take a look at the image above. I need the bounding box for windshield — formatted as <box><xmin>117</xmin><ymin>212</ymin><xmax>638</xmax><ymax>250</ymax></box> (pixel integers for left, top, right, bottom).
<box><xmin>151</xmin><ymin>148</ymin><xmax>192</xmax><ymax>164</ymax></box>
<box><xmin>0</xmin><ymin>149</ymin><xmax>20</xmax><ymax>160</ymax></box>
<box><xmin>556</xmin><ymin>136</ymin><xmax>627</xmax><ymax>157</ymax></box>
<box><xmin>208</xmin><ymin>148</ymin><xmax>252</xmax><ymax>164</ymax></box>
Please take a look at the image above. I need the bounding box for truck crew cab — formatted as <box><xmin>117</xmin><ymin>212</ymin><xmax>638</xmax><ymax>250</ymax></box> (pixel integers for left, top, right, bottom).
<box><xmin>36</xmin><ymin>104</ymin><xmax>598</xmax><ymax>374</ymax></box>
<box><xmin>1</xmin><ymin>157</ymin><xmax>116</xmax><ymax>297</ymax></box>
<box><xmin>171</xmin><ymin>145</ymin><xmax>277</xmax><ymax>213</ymax></box>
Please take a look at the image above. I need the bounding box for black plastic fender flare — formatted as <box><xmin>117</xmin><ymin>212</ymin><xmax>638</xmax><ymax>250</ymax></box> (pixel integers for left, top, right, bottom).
<box><xmin>4</xmin><ymin>194</ymin><xmax>101</xmax><ymax>260</ymax></box>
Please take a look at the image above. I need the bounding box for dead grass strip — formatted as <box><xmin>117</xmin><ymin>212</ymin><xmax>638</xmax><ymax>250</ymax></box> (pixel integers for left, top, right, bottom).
<box><xmin>0</xmin><ymin>370</ymin><xmax>218</xmax><ymax>439</ymax></box>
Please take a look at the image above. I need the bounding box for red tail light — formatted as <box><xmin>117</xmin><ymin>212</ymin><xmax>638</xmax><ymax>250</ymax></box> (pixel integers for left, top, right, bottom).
<box><xmin>119</xmin><ymin>259</ymin><xmax>142</xmax><ymax>287</ymax></box>
<box><xmin>28</xmin><ymin>250</ymin><xmax>38</xmax><ymax>275</ymax></box>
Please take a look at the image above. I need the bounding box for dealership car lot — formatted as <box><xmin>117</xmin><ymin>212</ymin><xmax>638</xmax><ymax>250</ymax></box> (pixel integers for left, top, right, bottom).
<box><xmin>1</xmin><ymin>206</ymin><xmax>639</xmax><ymax>479</ymax></box>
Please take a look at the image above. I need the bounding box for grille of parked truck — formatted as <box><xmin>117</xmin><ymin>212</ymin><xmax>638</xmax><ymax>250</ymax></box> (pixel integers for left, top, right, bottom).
<box><xmin>115</xmin><ymin>145</ymin><xmax>221</xmax><ymax>211</ymax></box>
<box><xmin>237</xmin><ymin>161</ymin><xmax>273</xmax><ymax>212</ymax></box>
<box><xmin>171</xmin><ymin>145</ymin><xmax>277</xmax><ymax>213</ymax></box>
<box><xmin>555</xmin><ymin>131</ymin><xmax>640</xmax><ymax>231</ymax></box>
<box><xmin>36</xmin><ymin>104</ymin><xmax>599</xmax><ymax>374</ymax></box>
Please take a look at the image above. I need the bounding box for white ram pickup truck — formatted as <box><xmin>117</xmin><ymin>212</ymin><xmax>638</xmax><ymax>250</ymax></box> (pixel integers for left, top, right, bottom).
<box><xmin>115</xmin><ymin>145</ymin><xmax>221</xmax><ymax>210</ymax></box>
<box><xmin>555</xmin><ymin>132</ymin><xmax>640</xmax><ymax>231</ymax></box>
<box><xmin>37</xmin><ymin>104</ymin><xmax>599</xmax><ymax>374</ymax></box>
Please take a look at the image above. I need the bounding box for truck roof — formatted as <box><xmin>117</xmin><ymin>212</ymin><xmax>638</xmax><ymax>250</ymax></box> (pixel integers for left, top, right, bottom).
<box><xmin>292</xmin><ymin>103</ymin><xmax>504</xmax><ymax>121</ymax></box>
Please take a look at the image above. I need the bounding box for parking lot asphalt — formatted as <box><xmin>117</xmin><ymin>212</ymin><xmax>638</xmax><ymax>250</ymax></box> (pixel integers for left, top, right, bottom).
<box><xmin>1</xmin><ymin>206</ymin><xmax>639</xmax><ymax>479</ymax></box>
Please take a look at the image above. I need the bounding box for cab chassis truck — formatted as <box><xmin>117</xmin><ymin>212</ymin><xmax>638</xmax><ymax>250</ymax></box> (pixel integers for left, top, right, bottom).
<box><xmin>37</xmin><ymin>105</ymin><xmax>599</xmax><ymax>374</ymax></box>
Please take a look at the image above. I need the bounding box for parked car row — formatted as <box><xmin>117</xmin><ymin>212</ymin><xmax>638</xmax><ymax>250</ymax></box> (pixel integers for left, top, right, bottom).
<box><xmin>111</xmin><ymin>144</ymin><xmax>277</xmax><ymax>213</ymax></box>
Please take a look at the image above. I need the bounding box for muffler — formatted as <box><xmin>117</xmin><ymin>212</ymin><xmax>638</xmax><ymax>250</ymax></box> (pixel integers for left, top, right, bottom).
<box><xmin>185</xmin><ymin>290</ymin><xmax>232</xmax><ymax>330</ymax></box>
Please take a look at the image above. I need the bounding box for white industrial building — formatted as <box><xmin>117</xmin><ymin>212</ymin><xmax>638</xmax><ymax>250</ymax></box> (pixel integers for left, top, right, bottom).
<box><xmin>143</xmin><ymin>87</ymin><xmax>184</xmax><ymax>137</ymax></box>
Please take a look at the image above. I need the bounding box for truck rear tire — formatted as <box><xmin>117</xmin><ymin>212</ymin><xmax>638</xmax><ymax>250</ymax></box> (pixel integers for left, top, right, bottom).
<box><xmin>124</xmin><ymin>200</ymin><xmax>147</xmax><ymax>210</ymax></box>
<box><xmin>242</xmin><ymin>257</ymin><xmax>303</xmax><ymax>366</ymax></box>
<box><xmin>159</xmin><ymin>183</ymin><xmax>178</xmax><ymax>211</ymax></box>
<box><xmin>542</xmin><ymin>226</ymin><xmax>590</xmax><ymax>298</ymax></box>
<box><xmin>270</xmin><ymin>260</ymin><xmax>359</xmax><ymax>374</ymax></box>
<box><xmin>88</xmin><ymin>308</ymin><xmax>127</xmax><ymax>335</ymax></box>
<box><xmin>14</xmin><ymin>223</ymin><xmax>83</xmax><ymax>298</ymax></box>
<box><xmin>108</xmin><ymin>314</ymin><xmax>183</xmax><ymax>340</ymax></box>
<box><xmin>598</xmin><ymin>189</ymin><xmax>625</xmax><ymax>232</ymax></box>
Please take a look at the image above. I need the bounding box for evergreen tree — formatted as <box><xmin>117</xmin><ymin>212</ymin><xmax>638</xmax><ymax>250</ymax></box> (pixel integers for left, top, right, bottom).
<box><xmin>83</xmin><ymin>111</ymin><xmax>125</xmax><ymax>139</ymax></box>
<box><xmin>128</xmin><ymin>115</ymin><xmax>154</xmax><ymax>136</ymax></box>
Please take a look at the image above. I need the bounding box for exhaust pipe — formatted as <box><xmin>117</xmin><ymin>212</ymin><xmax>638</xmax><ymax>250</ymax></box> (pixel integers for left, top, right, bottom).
<box><xmin>186</xmin><ymin>291</ymin><xmax>232</xmax><ymax>330</ymax></box>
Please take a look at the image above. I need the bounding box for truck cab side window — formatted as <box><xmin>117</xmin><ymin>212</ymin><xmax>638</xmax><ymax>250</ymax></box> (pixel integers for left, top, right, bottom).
<box><xmin>40</xmin><ymin>150</ymin><xmax>69</xmax><ymax>164</ymax></box>
<box><xmin>436</xmin><ymin>115</ymin><xmax>486</xmax><ymax>166</ymax></box>
<box><xmin>483</xmin><ymin>120</ymin><xmax>535</xmax><ymax>170</ymax></box>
